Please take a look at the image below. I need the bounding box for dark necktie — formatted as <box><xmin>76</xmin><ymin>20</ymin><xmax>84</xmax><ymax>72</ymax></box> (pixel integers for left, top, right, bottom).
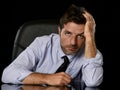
<box><xmin>56</xmin><ymin>56</ymin><xmax>70</xmax><ymax>73</ymax></box>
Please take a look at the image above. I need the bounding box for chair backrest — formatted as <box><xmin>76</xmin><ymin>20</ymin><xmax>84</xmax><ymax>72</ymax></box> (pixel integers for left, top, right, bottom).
<box><xmin>12</xmin><ymin>19</ymin><xmax>58</xmax><ymax>60</ymax></box>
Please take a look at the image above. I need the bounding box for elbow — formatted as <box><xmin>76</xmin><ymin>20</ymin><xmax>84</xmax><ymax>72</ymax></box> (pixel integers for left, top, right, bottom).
<box><xmin>84</xmin><ymin>77</ymin><xmax>103</xmax><ymax>87</ymax></box>
<box><xmin>1</xmin><ymin>73</ymin><xmax>20</xmax><ymax>84</ymax></box>
<box><xmin>1</xmin><ymin>73</ymin><xmax>8</xmax><ymax>84</ymax></box>
<box><xmin>1</xmin><ymin>70</ymin><xmax>11</xmax><ymax>84</ymax></box>
<box><xmin>1</xmin><ymin>69</ymin><xmax>17</xmax><ymax>84</ymax></box>
<box><xmin>85</xmin><ymin>81</ymin><xmax>101</xmax><ymax>87</ymax></box>
<box><xmin>1</xmin><ymin>77</ymin><xmax>8</xmax><ymax>84</ymax></box>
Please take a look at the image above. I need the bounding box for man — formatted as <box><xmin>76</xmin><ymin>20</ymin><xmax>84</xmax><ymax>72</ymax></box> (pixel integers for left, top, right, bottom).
<box><xmin>1</xmin><ymin>4</ymin><xmax>103</xmax><ymax>87</ymax></box>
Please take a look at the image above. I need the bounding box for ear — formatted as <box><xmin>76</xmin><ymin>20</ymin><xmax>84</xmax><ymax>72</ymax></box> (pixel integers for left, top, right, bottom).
<box><xmin>58</xmin><ymin>27</ymin><xmax>61</xmax><ymax>35</ymax></box>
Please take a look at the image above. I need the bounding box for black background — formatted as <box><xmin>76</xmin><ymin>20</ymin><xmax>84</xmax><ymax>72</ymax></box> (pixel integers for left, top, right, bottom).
<box><xmin>0</xmin><ymin>0</ymin><xmax>118</xmax><ymax>89</ymax></box>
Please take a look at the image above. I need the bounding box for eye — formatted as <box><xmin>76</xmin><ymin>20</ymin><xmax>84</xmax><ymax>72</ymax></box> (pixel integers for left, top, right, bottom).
<box><xmin>65</xmin><ymin>31</ymin><xmax>71</xmax><ymax>36</ymax></box>
<box><xmin>78</xmin><ymin>35</ymin><xmax>84</xmax><ymax>39</ymax></box>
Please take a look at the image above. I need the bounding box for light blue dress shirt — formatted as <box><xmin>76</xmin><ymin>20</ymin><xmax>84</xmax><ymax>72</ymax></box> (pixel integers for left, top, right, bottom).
<box><xmin>1</xmin><ymin>33</ymin><xmax>103</xmax><ymax>87</ymax></box>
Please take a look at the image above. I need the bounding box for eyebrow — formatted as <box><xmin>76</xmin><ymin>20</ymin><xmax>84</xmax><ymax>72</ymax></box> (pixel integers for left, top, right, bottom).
<box><xmin>78</xmin><ymin>32</ymin><xmax>84</xmax><ymax>35</ymax></box>
<box><xmin>64</xmin><ymin>29</ymin><xmax>84</xmax><ymax>35</ymax></box>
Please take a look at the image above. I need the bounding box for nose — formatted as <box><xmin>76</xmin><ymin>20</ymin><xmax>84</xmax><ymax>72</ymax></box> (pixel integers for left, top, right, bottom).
<box><xmin>70</xmin><ymin>36</ymin><xmax>77</xmax><ymax>46</ymax></box>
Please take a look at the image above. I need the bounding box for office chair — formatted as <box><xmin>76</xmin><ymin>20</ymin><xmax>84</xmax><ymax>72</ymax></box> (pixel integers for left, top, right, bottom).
<box><xmin>12</xmin><ymin>19</ymin><xmax>58</xmax><ymax>60</ymax></box>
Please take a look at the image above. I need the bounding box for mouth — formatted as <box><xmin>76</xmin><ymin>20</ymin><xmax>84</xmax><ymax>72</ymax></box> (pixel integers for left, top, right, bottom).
<box><xmin>61</xmin><ymin>45</ymin><xmax>79</xmax><ymax>54</ymax></box>
<box><xmin>67</xmin><ymin>47</ymin><xmax>78</xmax><ymax>51</ymax></box>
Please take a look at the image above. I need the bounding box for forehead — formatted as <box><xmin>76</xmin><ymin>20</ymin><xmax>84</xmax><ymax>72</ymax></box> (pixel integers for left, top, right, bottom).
<box><xmin>63</xmin><ymin>22</ymin><xmax>85</xmax><ymax>34</ymax></box>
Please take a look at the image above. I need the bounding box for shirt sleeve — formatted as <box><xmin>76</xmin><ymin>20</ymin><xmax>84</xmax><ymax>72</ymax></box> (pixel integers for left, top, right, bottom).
<box><xmin>1</xmin><ymin>37</ymin><xmax>43</xmax><ymax>84</ymax></box>
<box><xmin>82</xmin><ymin>50</ymin><xmax>103</xmax><ymax>87</ymax></box>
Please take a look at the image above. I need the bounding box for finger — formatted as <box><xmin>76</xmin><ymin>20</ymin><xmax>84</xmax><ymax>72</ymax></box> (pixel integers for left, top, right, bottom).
<box><xmin>61</xmin><ymin>72</ymin><xmax>71</xmax><ymax>84</ymax></box>
<box><xmin>59</xmin><ymin>72</ymin><xmax>71</xmax><ymax>79</ymax></box>
<box><xmin>83</xmin><ymin>11</ymin><xmax>94</xmax><ymax>21</ymax></box>
<box><xmin>57</xmin><ymin>72</ymin><xmax>71</xmax><ymax>84</ymax></box>
<box><xmin>60</xmin><ymin>77</ymin><xmax>71</xmax><ymax>86</ymax></box>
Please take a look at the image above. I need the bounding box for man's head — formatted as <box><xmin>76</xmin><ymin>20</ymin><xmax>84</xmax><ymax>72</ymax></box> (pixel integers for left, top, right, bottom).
<box><xmin>58</xmin><ymin>4</ymin><xmax>86</xmax><ymax>55</ymax></box>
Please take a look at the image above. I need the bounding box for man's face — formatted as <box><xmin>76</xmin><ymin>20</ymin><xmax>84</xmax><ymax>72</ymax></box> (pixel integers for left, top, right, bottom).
<box><xmin>59</xmin><ymin>22</ymin><xmax>85</xmax><ymax>55</ymax></box>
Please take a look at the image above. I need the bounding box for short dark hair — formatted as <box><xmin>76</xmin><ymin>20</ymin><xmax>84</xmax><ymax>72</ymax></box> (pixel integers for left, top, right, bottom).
<box><xmin>59</xmin><ymin>4</ymin><xmax>86</xmax><ymax>30</ymax></box>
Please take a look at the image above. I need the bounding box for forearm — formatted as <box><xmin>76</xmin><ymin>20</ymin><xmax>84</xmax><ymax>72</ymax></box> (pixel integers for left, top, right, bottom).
<box><xmin>22</xmin><ymin>72</ymin><xmax>71</xmax><ymax>86</ymax></box>
<box><xmin>85</xmin><ymin>36</ymin><xmax>97</xmax><ymax>58</ymax></box>
<box><xmin>22</xmin><ymin>73</ymin><xmax>49</xmax><ymax>85</ymax></box>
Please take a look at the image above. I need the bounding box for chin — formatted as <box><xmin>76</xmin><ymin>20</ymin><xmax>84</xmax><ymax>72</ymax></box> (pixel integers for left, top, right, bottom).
<box><xmin>65</xmin><ymin>51</ymin><xmax>77</xmax><ymax>55</ymax></box>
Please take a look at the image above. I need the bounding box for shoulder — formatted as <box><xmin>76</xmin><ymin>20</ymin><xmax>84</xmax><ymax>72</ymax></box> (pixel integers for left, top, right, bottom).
<box><xmin>27</xmin><ymin>33</ymin><xmax>59</xmax><ymax>52</ymax></box>
<box><xmin>33</xmin><ymin>33</ymin><xmax>59</xmax><ymax>45</ymax></box>
<box><xmin>36</xmin><ymin>33</ymin><xmax>59</xmax><ymax>41</ymax></box>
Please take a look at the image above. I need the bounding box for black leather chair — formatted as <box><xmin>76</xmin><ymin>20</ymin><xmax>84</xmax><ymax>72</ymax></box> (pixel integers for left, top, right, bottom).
<box><xmin>12</xmin><ymin>19</ymin><xmax>58</xmax><ymax>60</ymax></box>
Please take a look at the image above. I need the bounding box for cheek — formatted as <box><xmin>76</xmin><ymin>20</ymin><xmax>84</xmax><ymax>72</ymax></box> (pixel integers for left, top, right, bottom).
<box><xmin>60</xmin><ymin>36</ymin><xmax>70</xmax><ymax>46</ymax></box>
<box><xmin>61</xmin><ymin>37</ymin><xmax>68</xmax><ymax>44</ymax></box>
<box><xmin>77</xmin><ymin>40</ymin><xmax>85</xmax><ymax>47</ymax></box>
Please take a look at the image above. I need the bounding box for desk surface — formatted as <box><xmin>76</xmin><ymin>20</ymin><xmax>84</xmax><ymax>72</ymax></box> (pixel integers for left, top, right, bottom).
<box><xmin>1</xmin><ymin>83</ymin><xmax>101</xmax><ymax>90</ymax></box>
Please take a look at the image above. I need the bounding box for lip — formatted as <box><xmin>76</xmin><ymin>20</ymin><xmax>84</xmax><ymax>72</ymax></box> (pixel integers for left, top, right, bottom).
<box><xmin>67</xmin><ymin>47</ymin><xmax>77</xmax><ymax>51</ymax></box>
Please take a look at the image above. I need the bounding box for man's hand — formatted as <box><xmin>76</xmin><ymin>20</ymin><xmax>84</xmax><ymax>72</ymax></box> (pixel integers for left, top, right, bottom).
<box><xmin>83</xmin><ymin>11</ymin><xmax>96</xmax><ymax>39</ymax></box>
<box><xmin>82</xmin><ymin>10</ymin><xmax>97</xmax><ymax>58</ymax></box>
<box><xmin>45</xmin><ymin>72</ymin><xmax>71</xmax><ymax>86</ymax></box>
